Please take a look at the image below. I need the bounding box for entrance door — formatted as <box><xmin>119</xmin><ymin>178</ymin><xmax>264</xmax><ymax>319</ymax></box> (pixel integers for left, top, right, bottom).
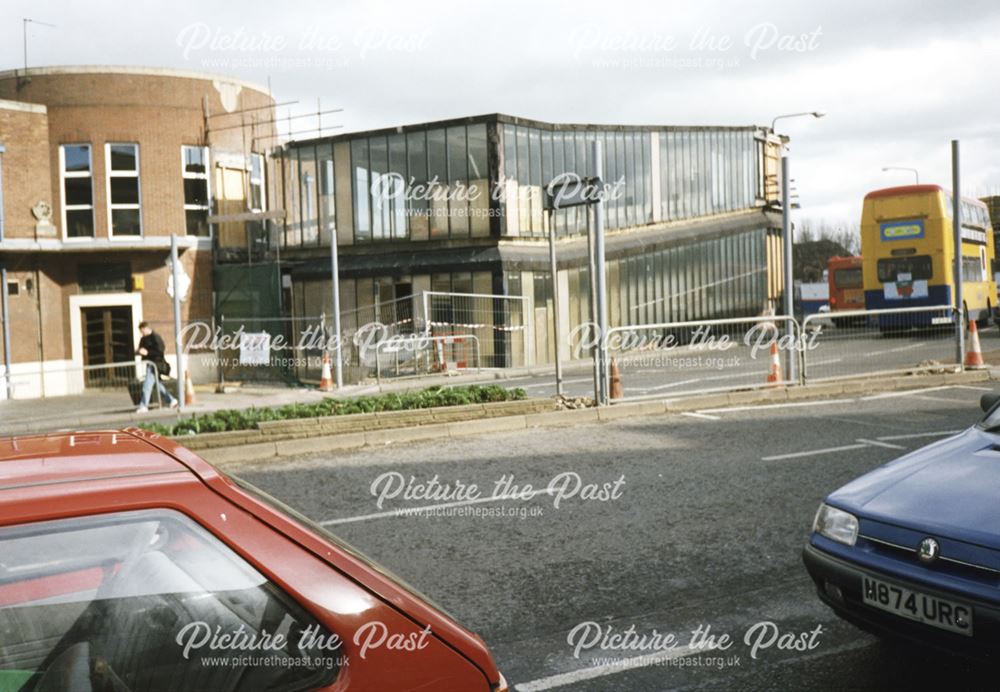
<box><xmin>82</xmin><ymin>306</ymin><xmax>134</xmax><ymax>387</ymax></box>
<box><xmin>390</xmin><ymin>282</ymin><xmax>413</xmax><ymax>327</ymax></box>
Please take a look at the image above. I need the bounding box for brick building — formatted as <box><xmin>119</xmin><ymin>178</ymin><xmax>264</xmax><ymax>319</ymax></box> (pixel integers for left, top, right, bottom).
<box><xmin>0</xmin><ymin>66</ymin><xmax>275</xmax><ymax>399</ymax></box>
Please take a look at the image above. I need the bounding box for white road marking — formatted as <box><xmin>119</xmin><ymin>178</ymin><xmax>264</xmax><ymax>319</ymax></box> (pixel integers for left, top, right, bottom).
<box><xmin>875</xmin><ymin>430</ymin><xmax>961</xmax><ymax>441</ymax></box>
<box><xmin>319</xmin><ymin>488</ymin><xmax>548</xmax><ymax>526</ymax></box>
<box><xmin>860</xmin><ymin>385</ymin><xmax>958</xmax><ymax>401</ymax></box>
<box><xmin>700</xmin><ymin>371</ymin><xmax>760</xmax><ymax>382</ymax></box>
<box><xmin>913</xmin><ymin>394</ymin><xmax>976</xmax><ymax>404</ymax></box>
<box><xmin>856</xmin><ymin>437</ymin><xmax>906</xmax><ymax>450</ymax></box>
<box><xmin>810</xmin><ymin>357</ymin><xmax>844</xmax><ymax>366</ymax></box>
<box><xmin>886</xmin><ymin>342</ymin><xmax>927</xmax><ymax>353</ymax></box>
<box><xmin>637</xmin><ymin>378</ymin><xmax>703</xmax><ymax>393</ymax></box>
<box><xmin>514</xmin><ymin>645</ymin><xmax>713</xmax><ymax>692</ymax></box>
<box><xmin>953</xmin><ymin>385</ymin><xmax>994</xmax><ymax>392</ymax></box>
<box><xmin>865</xmin><ymin>342</ymin><xmax>927</xmax><ymax>356</ymax></box>
<box><xmin>698</xmin><ymin>398</ymin><xmax>856</xmax><ymax>414</ymax></box>
<box><xmin>761</xmin><ymin>443</ymin><xmax>869</xmax><ymax>461</ymax></box>
<box><xmin>681</xmin><ymin>411</ymin><xmax>720</xmax><ymax>421</ymax></box>
<box><xmin>760</xmin><ymin>423</ymin><xmax>969</xmax><ymax>460</ymax></box>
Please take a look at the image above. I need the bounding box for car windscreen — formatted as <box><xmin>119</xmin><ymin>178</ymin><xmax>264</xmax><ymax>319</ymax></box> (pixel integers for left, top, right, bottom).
<box><xmin>0</xmin><ymin>509</ymin><xmax>339</xmax><ymax>692</ymax></box>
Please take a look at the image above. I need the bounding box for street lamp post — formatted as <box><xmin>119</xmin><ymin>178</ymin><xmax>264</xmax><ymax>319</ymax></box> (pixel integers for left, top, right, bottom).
<box><xmin>881</xmin><ymin>166</ymin><xmax>919</xmax><ymax>184</ymax></box>
<box><xmin>770</xmin><ymin>111</ymin><xmax>825</xmax><ymax>131</ymax></box>
<box><xmin>771</xmin><ymin>110</ymin><xmax>825</xmax><ymax>383</ymax></box>
<box><xmin>952</xmin><ymin>141</ymin><xmax>964</xmax><ymax>367</ymax></box>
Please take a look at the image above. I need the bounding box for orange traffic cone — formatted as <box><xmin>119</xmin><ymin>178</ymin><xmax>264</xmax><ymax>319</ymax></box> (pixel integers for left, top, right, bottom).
<box><xmin>609</xmin><ymin>358</ymin><xmax>623</xmax><ymax>400</ymax></box>
<box><xmin>965</xmin><ymin>319</ymin><xmax>985</xmax><ymax>369</ymax></box>
<box><xmin>319</xmin><ymin>352</ymin><xmax>334</xmax><ymax>391</ymax></box>
<box><xmin>766</xmin><ymin>342</ymin><xmax>782</xmax><ymax>384</ymax></box>
<box><xmin>184</xmin><ymin>370</ymin><xmax>196</xmax><ymax>406</ymax></box>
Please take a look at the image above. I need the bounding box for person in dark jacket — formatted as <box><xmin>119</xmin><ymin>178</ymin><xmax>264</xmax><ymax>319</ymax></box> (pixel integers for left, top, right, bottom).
<box><xmin>135</xmin><ymin>322</ymin><xmax>177</xmax><ymax>413</ymax></box>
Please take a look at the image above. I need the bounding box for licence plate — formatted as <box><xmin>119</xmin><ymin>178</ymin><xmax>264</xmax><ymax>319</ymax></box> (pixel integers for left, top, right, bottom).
<box><xmin>862</xmin><ymin>575</ymin><xmax>973</xmax><ymax>636</ymax></box>
<box><xmin>931</xmin><ymin>316</ymin><xmax>952</xmax><ymax>325</ymax></box>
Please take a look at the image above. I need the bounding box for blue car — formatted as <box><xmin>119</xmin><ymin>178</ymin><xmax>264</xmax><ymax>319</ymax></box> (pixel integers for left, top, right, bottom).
<box><xmin>803</xmin><ymin>393</ymin><xmax>1000</xmax><ymax>657</ymax></box>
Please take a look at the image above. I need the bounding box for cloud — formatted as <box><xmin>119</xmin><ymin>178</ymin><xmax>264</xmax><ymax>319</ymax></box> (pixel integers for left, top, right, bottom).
<box><xmin>4</xmin><ymin>0</ymin><xmax>999</xmax><ymax>227</ymax></box>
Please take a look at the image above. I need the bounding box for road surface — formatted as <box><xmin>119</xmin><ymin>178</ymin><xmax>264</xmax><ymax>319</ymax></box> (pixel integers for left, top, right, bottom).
<box><xmin>230</xmin><ymin>383</ymin><xmax>999</xmax><ymax>690</ymax></box>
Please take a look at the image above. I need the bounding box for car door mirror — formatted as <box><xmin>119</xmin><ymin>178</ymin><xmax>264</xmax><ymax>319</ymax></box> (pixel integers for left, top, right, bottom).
<box><xmin>980</xmin><ymin>394</ymin><xmax>1000</xmax><ymax>413</ymax></box>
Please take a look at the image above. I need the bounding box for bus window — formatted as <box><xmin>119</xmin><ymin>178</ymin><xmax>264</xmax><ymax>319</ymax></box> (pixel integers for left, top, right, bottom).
<box><xmin>963</xmin><ymin>255</ymin><xmax>986</xmax><ymax>283</ymax></box>
<box><xmin>833</xmin><ymin>268</ymin><xmax>863</xmax><ymax>288</ymax></box>
<box><xmin>877</xmin><ymin>256</ymin><xmax>932</xmax><ymax>283</ymax></box>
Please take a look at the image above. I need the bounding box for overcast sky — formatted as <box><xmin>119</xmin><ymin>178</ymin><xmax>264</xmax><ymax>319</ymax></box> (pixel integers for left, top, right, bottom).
<box><xmin>4</xmin><ymin>0</ymin><xmax>999</xmax><ymax>232</ymax></box>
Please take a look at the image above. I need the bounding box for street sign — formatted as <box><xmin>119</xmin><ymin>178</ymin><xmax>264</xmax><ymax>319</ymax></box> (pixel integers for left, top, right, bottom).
<box><xmin>544</xmin><ymin>174</ymin><xmax>604</xmax><ymax>210</ymax></box>
<box><xmin>165</xmin><ymin>260</ymin><xmax>191</xmax><ymax>302</ymax></box>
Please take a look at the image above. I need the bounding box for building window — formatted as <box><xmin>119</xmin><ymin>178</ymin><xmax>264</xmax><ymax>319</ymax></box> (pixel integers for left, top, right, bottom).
<box><xmin>351</xmin><ymin>139</ymin><xmax>371</xmax><ymax>241</ymax></box>
<box><xmin>106</xmin><ymin>143</ymin><xmax>142</xmax><ymax>236</ymax></box>
<box><xmin>61</xmin><ymin>144</ymin><xmax>95</xmax><ymax>238</ymax></box>
<box><xmin>79</xmin><ymin>262</ymin><xmax>132</xmax><ymax>293</ymax></box>
<box><xmin>182</xmin><ymin>145</ymin><xmax>210</xmax><ymax>236</ymax></box>
<box><xmin>249</xmin><ymin>152</ymin><xmax>265</xmax><ymax>212</ymax></box>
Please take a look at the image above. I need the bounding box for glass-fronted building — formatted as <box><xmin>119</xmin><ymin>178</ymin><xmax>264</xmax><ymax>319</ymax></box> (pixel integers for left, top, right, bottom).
<box><xmin>261</xmin><ymin>114</ymin><xmax>784</xmax><ymax>372</ymax></box>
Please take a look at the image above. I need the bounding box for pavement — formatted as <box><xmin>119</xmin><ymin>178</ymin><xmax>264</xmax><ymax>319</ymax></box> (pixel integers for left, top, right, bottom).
<box><xmin>3</xmin><ymin>323</ymin><xmax>999</xmax><ymax>435</ymax></box>
<box><xmin>0</xmin><ymin>370</ymin><xmax>515</xmax><ymax>434</ymax></box>
<box><xmin>229</xmin><ymin>383</ymin><xmax>1000</xmax><ymax>691</ymax></box>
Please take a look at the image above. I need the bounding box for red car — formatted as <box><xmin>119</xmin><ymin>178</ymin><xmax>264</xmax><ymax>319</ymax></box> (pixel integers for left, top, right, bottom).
<box><xmin>0</xmin><ymin>428</ymin><xmax>507</xmax><ymax>692</ymax></box>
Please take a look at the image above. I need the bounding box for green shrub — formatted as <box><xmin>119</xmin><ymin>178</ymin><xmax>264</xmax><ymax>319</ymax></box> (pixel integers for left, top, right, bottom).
<box><xmin>139</xmin><ymin>384</ymin><xmax>528</xmax><ymax>436</ymax></box>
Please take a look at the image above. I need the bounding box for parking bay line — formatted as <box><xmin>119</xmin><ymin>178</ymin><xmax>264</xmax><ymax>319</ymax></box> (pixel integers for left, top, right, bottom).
<box><xmin>860</xmin><ymin>385</ymin><xmax>959</xmax><ymax>401</ymax></box>
<box><xmin>763</xmin><ymin>430</ymin><xmax>961</xmax><ymax>460</ymax></box>
<box><xmin>514</xmin><ymin>644</ymin><xmax>713</xmax><ymax>692</ymax></box>
<box><xmin>696</xmin><ymin>398</ymin><xmax>857</xmax><ymax>414</ymax></box>
<box><xmin>680</xmin><ymin>411</ymin><xmax>721</xmax><ymax>421</ymax></box>
<box><xmin>913</xmin><ymin>394</ymin><xmax>979</xmax><ymax>404</ymax></box>
<box><xmin>761</xmin><ymin>443</ymin><xmax>870</xmax><ymax>461</ymax></box>
<box><xmin>856</xmin><ymin>437</ymin><xmax>906</xmax><ymax>450</ymax></box>
<box><xmin>875</xmin><ymin>430</ymin><xmax>961</xmax><ymax>441</ymax></box>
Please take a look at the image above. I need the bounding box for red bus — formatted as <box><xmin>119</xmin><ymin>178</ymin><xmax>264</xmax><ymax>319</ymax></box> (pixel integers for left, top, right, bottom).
<box><xmin>828</xmin><ymin>256</ymin><xmax>864</xmax><ymax>318</ymax></box>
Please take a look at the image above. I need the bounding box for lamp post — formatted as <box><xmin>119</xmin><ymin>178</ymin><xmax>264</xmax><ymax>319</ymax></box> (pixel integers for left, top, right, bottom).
<box><xmin>952</xmin><ymin>141</ymin><xmax>964</xmax><ymax>367</ymax></box>
<box><xmin>881</xmin><ymin>166</ymin><xmax>919</xmax><ymax>184</ymax></box>
<box><xmin>771</xmin><ymin>110</ymin><xmax>825</xmax><ymax>383</ymax></box>
<box><xmin>770</xmin><ymin>111</ymin><xmax>825</xmax><ymax>131</ymax></box>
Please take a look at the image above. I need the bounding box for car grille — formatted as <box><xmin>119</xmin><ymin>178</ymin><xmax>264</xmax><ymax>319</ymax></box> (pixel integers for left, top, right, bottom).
<box><xmin>858</xmin><ymin>530</ymin><xmax>1000</xmax><ymax>588</ymax></box>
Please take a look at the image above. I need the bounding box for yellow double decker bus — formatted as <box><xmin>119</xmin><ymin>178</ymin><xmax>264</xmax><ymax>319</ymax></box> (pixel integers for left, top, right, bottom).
<box><xmin>860</xmin><ymin>184</ymin><xmax>995</xmax><ymax>328</ymax></box>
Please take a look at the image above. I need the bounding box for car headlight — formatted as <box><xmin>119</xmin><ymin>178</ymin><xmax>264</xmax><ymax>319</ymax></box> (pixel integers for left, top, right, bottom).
<box><xmin>813</xmin><ymin>503</ymin><xmax>859</xmax><ymax>546</ymax></box>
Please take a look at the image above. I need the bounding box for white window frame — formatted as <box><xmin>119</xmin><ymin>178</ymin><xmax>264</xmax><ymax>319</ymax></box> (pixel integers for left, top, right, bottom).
<box><xmin>182</xmin><ymin>145</ymin><xmax>211</xmax><ymax>237</ymax></box>
<box><xmin>249</xmin><ymin>152</ymin><xmax>266</xmax><ymax>213</ymax></box>
<box><xmin>105</xmin><ymin>142</ymin><xmax>142</xmax><ymax>238</ymax></box>
<box><xmin>60</xmin><ymin>143</ymin><xmax>95</xmax><ymax>241</ymax></box>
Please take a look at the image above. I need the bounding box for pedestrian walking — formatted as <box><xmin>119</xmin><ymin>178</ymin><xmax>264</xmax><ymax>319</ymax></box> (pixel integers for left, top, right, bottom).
<box><xmin>135</xmin><ymin>321</ymin><xmax>178</xmax><ymax>413</ymax></box>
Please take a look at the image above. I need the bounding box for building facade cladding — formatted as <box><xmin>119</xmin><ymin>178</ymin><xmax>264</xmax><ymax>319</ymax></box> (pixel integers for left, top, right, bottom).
<box><xmin>276</xmin><ymin>115</ymin><xmax>770</xmax><ymax>247</ymax></box>
<box><xmin>277</xmin><ymin>115</ymin><xmax>783</xmax><ymax>368</ymax></box>
<box><xmin>0</xmin><ymin>67</ymin><xmax>276</xmax><ymax>399</ymax></box>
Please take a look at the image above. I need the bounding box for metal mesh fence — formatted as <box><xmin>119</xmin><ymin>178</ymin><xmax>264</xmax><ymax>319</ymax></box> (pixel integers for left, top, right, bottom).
<box><xmin>422</xmin><ymin>291</ymin><xmax>528</xmax><ymax>369</ymax></box>
<box><xmin>801</xmin><ymin>306</ymin><xmax>963</xmax><ymax>381</ymax></box>
<box><xmin>604</xmin><ymin>316</ymin><xmax>801</xmax><ymax>402</ymax></box>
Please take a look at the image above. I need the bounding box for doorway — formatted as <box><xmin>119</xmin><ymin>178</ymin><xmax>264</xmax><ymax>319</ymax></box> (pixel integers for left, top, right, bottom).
<box><xmin>81</xmin><ymin>306</ymin><xmax>134</xmax><ymax>387</ymax></box>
